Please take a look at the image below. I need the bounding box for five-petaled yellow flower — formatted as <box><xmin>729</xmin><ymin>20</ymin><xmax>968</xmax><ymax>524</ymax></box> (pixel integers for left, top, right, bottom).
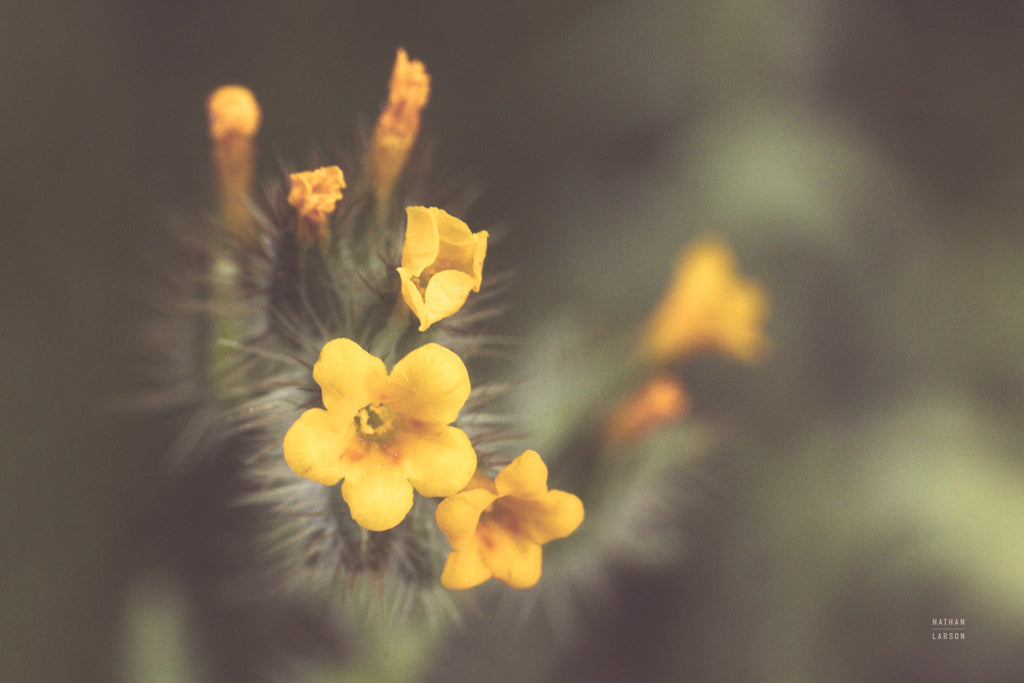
<box><xmin>643</xmin><ymin>238</ymin><xmax>769</xmax><ymax>364</ymax></box>
<box><xmin>436</xmin><ymin>450</ymin><xmax>584</xmax><ymax>590</ymax></box>
<box><xmin>397</xmin><ymin>206</ymin><xmax>488</xmax><ymax>331</ymax></box>
<box><xmin>283</xmin><ymin>339</ymin><xmax>477</xmax><ymax>531</ymax></box>
<box><xmin>288</xmin><ymin>166</ymin><xmax>346</xmax><ymax>243</ymax></box>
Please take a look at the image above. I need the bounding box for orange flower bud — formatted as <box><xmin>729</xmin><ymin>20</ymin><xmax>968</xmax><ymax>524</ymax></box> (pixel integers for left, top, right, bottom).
<box><xmin>287</xmin><ymin>166</ymin><xmax>346</xmax><ymax>245</ymax></box>
<box><xmin>206</xmin><ymin>85</ymin><xmax>262</xmax><ymax>244</ymax></box>
<box><xmin>370</xmin><ymin>48</ymin><xmax>431</xmax><ymax>206</ymax></box>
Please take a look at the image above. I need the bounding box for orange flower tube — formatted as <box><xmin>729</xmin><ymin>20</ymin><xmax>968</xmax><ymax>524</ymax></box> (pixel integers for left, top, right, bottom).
<box><xmin>370</xmin><ymin>48</ymin><xmax>431</xmax><ymax>207</ymax></box>
<box><xmin>206</xmin><ymin>85</ymin><xmax>261</xmax><ymax>244</ymax></box>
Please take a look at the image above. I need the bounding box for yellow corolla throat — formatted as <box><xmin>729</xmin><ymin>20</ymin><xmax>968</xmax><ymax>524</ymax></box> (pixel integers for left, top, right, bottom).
<box><xmin>353</xmin><ymin>401</ymin><xmax>400</xmax><ymax>444</ymax></box>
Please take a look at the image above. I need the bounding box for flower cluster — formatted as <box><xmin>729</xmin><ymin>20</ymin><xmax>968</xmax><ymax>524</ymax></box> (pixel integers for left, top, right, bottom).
<box><xmin>283</xmin><ymin>334</ymin><xmax>584</xmax><ymax>587</ymax></box>
<box><xmin>187</xmin><ymin>45</ymin><xmax>767</xmax><ymax>623</ymax></box>
<box><xmin>259</xmin><ymin>48</ymin><xmax>581</xmax><ymax>591</ymax></box>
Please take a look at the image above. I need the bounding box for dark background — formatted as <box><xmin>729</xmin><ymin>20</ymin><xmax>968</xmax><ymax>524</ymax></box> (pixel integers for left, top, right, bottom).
<box><xmin>5</xmin><ymin>1</ymin><xmax>1024</xmax><ymax>680</ymax></box>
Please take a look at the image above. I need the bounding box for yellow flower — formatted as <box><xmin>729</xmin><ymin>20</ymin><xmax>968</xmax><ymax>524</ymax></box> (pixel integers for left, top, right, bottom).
<box><xmin>287</xmin><ymin>166</ymin><xmax>346</xmax><ymax>244</ymax></box>
<box><xmin>643</xmin><ymin>238</ymin><xmax>769</xmax><ymax>364</ymax></box>
<box><xmin>370</xmin><ymin>48</ymin><xmax>431</xmax><ymax>204</ymax></box>
<box><xmin>436</xmin><ymin>451</ymin><xmax>584</xmax><ymax>590</ymax></box>
<box><xmin>206</xmin><ymin>85</ymin><xmax>262</xmax><ymax>244</ymax></box>
<box><xmin>397</xmin><ymin>206</ymin><xmax>488</xmax><ymax>331</ymax></box>
<box><xmin>283</xmin><ymin>339</ymin><xmax>477</xmax><ymax>531</ymax></box>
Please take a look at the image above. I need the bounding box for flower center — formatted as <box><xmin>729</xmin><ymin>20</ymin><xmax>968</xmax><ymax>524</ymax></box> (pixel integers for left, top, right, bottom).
<box><xmin>354</xmin><ymin>402</ymin><xmax>398</xmax><ymax>443</ymax></box>
<box><xmin>482</xmin><ymin>499</ymin><xmax>521</xmax><ymax>535</ymax></box>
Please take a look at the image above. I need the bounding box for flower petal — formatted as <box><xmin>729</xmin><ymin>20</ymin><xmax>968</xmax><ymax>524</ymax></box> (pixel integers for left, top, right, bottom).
<box><xmin>430</xmin><ymin>214</ymin><xmax>488</xmax><ymax>292</ymax></box>
<box><xmin>401</xmin><ymin>206</ymin><xmax>441</xmax><ymax>273</ymax></box>
<box><xmin>399</xmin><ymin>425</ymin><xmax>477</xmax><ymax>498</ymax></box>
<box><xmin>397</xmin><ymin>266</ymin><xmax>427</xmax><ymax>326</ymax></box>
<box><xmin>434</xmin><ymin>214</ymin><xmax>486</xmax><ymax>290</ymax></box>
<box><xmin>440</xmin><ymin>542</ymin><xmax>493</xmax><ymax>590</ymax></box>
<box><xmin>479</xmin><ymin>515</ymin><xmax>543</xmax><ymax>589</ymax></box>
<box><xmin>340</xmin><ymin>456</ymin><xmax>414</xmax><ymax>531</ymax></box>
<box><xmin>495</xmin><ymin>450</ymin><xmax>549</xmax><ymax>499</ymax></box>
<box><xmin>507</xmin><ymin>491</ymin><xmax>585</xmax><ymax>545</ymax></box>
<box><xmin>469</xmin><ymin>231</ymin><xmax>487</xmax><ymax>292</ymax></box>
<box><xmin>418</xmin><ymin>270</ymin><xmax>475</xmax><ymax>331</ymax></box>
<box><xmin>389</xmin><ymin>343</ymin><xmax>471</xmax><ymax>425</ymax></box>
<box><xmin>282</xmin><ymin>408</ymin><xmax>352</xmax><ymax>486</ymax></box>
<box><xmin>433</xmin><ymin>207</ymin><xmax>474</xmax><ymax>244</ymax></box>
<box><xmin>436</xmin><ymin>486</ymin><xmax>497</xmax><ymax>549</ymax></box>
<box><xmin>313</xmin><ymin>338</ymin><xmax>387</xmax><ymax>416</ymax></box>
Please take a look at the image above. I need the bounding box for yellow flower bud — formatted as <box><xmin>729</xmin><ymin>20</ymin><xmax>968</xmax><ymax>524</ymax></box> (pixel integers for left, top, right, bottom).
<box><xmin>206</xmin><ymin>85</ymin><xmax>262</xmax><ymax>244</ymax></box>
<box><xmin>207</xmin><ymin>85</ymin><xmax>261</xmax><ymax>141</ymax></box>
<box><xmin>370</xmin><ymin>48</ymin><xmax>431</xmax><ymax>207</ymax></box>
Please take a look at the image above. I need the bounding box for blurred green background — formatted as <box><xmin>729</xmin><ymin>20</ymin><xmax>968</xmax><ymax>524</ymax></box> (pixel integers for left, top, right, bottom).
<box><xmin>4</xmin><ymin>1</ymin><xmax>1024</xmax><ymax>680</ymax></box>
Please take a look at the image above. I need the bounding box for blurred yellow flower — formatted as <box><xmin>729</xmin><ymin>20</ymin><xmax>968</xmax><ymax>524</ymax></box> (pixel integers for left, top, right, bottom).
<box><xmin>436</xmin><ymin>451</ymin><xmax>584</xmax><ymax>590</ymax></box>
<box><xmin>370</xmin><ymin>48</ymin><xmax>431</xmax><ymax>204</ymax></box>
<box><xmin>643</xmin><ymin>238</ymin><xmax>769</xmax><ymax>364</ymax></box>
<box><xmin>288</xmin><ymin>166</ymin><xmax>346</xmax><ymax>244</ymax></box>
<box><xmin>206</xmin><ymin>85</ymin><xmax>262</xmax><ymax>244</ymax></box>
<box><xmin>397</xmin><ymin>206</ymin><xmax>488</xmax><ymax>331</ymax></box>
<box><xmin>605</xmin><ymin>373</ymin><xmax>690</xmax><ymax>446</ymax></box>
<box><xmin>283</xmin><ymin>339</ymin><xmax>477</xmax><ymax>531</ymax></box>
